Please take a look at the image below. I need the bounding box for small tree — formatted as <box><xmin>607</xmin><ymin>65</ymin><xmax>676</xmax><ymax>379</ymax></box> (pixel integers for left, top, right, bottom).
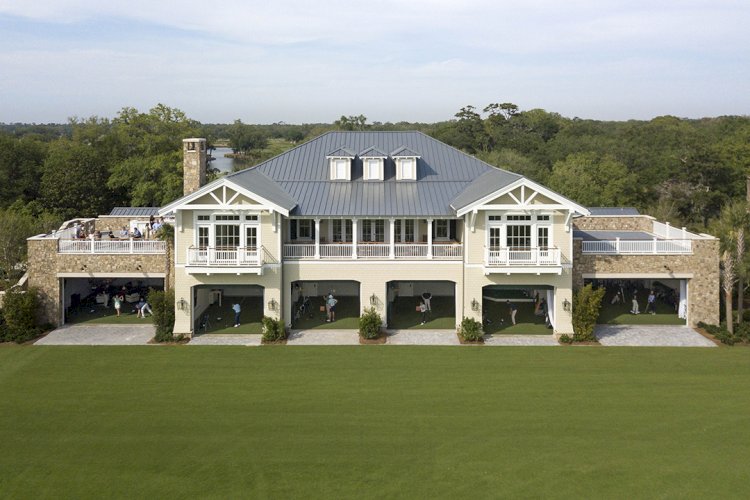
<box><xmin>457</xmin><ymin>317</ymin><xmax>484</xmax><ymax>342</ymax></box>
<box><xmin>359</xmin><ymin>307</ymin><xmax>383</xmax><ymax>339</ymax></box>
<box><xmin>571</xmin><ymin>284</ymin><xmax>605</xmax><ymax>342</ymax></box>
<box><xmin>148</xmin><ymin>288</ymin><xmax>175</xmax><ymax>342</ymax></box>
<box><xmin>261</xmin><ymin>316</ymin><xmax>286</xmax><ymax>342</ymax></box>
<box><xmin>1</xmin><ymin>287</ymin><xmax>40</xmax><ymax>343</ymax></box>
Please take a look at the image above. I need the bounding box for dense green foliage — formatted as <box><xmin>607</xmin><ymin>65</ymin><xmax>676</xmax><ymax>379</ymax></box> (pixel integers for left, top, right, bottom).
<box><xmin>572</xmin><ymin>284</ymin><xmax>606</xmax><ymax>342</ymax></box>
<box><xmin>358</xmin><ymin>307</ymin><xmax>383</xmax><ymax>339</ymax></box>
<box><xmin>697</xmin><ymin>321</ymin><xmax>750</xmax><ymax>346</ymax></box>
<box><xmin>457</xmin><ymin>316</ymin><xmax>484</xmax><ymax>342</ymax></box>
<box><xmin>148</xmin><ymin>288</ymin><xmax>175</xmax><ymax>342</ymax></box>
<box><xmin>0</xmin><ymin>287</ymin><xmax>40</xmax><ymax>343</ymax></box>
<box><xmin>0</xmin><ymin>206</ymin><xmax>61</xmax><ymax>289</ymax></box>
<box><xmin>1</xmin><ymin>347</ymin><xmax>749</xmax><ymax>497</ymax></box>
<box><xmin>261</xmin><ymin>316</ymin><xmax>286</xmax><ymax>342</ymax></box>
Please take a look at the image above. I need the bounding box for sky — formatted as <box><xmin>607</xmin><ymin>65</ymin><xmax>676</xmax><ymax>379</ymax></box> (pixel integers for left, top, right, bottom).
<box><xmin>0</xmin><ymin>0</ymin><xmax>748</xmax><ymax>124</ymax></box>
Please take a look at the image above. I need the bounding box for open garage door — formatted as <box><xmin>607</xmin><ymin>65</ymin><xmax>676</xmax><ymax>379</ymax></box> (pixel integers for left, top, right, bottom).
<box><xmin>193</xmin><ymin>284</ymin><xmax>264</xmax><ymax>334</ymax></box>
<box><xmin>482</xmin><ymin>285</ymin><xmax>554</xmax><ymax>335</ymax></box>
<box><xmin>62</xmin><ymin>277</ymin><xmax>164</xmax><ymax>325</ymax></box>
<box><xmin>291</xmin><ymin>280</ymin><xmax>360</xmax><ymax>329</ymax></box>
<box><xmin>386</xmin><ymin>280</ymin><xmax>455</xmax><ymax>329</ymax></box>
<box><xmin>585</xmin><ymin>278</ymin><xmax>687</xmax><ymax>325</ymax></box>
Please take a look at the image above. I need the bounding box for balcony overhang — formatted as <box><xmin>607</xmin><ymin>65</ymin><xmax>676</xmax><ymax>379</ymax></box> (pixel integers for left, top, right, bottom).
<box><xmin>185</xmin><ymin>266</ymin><xmax>263</xmax><ymax>275</ymax></box>
<box><xmin>483</xmin><ymin>266</ymin><xmax>563</xmax><ymax>276</ymax></box>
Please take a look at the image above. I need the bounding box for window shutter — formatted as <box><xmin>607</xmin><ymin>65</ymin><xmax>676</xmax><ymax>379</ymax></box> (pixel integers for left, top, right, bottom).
<box><xmin>449</xmin><ymin>220</ymin><xmax>457</xmax><ymax>240</ymax></box>
<box><xmin>290</xmin><ymin>220</ymin><xmax>297</xmax><ymax>240</ymax></box>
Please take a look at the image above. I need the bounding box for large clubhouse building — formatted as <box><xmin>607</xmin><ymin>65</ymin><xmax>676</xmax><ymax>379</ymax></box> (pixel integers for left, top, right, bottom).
<box><xmin>27</xmin><ymin>132</ymin><xmax>719</xmax><ymax>336</ymax></box>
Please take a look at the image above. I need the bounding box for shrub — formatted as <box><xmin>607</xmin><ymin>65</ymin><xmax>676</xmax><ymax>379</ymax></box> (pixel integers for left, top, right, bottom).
<box><xmin>558</xmin><ymin>334</ymin><xmax>574</xmax><ymax>344</ymax></box>
<box><xmin>1</xmin><ymin>287</ymin><xmax>41</xmax><ymax>343</ymax></box>
<box><xmin>457</xmin><ymin>317</ymin><xmax>484</xmax><ymax>342</ymax></box>
<box><xmin>697</xmin><ymin>321</ymin><xmax>741</xmax><ymax>346</ymax></box>
<box><xmin>359</xmin><ymin>307</ymin><xmax>383</xmax><ymax>339</ymax></box>
<box><xmin>148</xmin><ymin>288</ymin><xmax>175</xmax><ymax>343</ymax></box>
<box><xmin>262</xmin><ymin>316</ymin><xmax>286</xmax><ymax>342</ymax></box>
<box><xmin>572</xmin><ymin>284</ymin><xmax>605</xmax><ymax>342</ymax></box>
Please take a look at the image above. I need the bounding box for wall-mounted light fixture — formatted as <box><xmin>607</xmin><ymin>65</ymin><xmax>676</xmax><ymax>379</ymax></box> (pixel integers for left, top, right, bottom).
<box><xmin>563</xmin><ymin>298</ymin><xmax>571</xmax><ymax>312</ymax></box>
<box><xmin>370</xmin><ymin>293</ymin><xmax>378</xmax><ymax>306</ymax></box>
<box><xmin>471</xmin><ymin>298</ymin><xmax>480</xmax><ymax>311</ymax></box>
<box><xmin>177</xmin><ymin>297</ymin><xmax>188</xmax><ymax>312</ymax></box>
<box><xmin>268</xmin><ymin>298</ymin><xmax>278</xmax><ymax>311</ymax></box>
<box><xmin>80</xmin><ymin>264</ymin><xmax>87</xmax><ymax>271</ymax></box>
<box><xmin>136</xmin><ymin>264</ymin><xmax>142</xmax><ymax>271</ymax></box>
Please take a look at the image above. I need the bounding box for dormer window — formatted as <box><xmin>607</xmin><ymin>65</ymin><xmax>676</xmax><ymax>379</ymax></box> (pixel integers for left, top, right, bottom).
<box><xmin>326</xmin><ymin>147</ymin><xmax>355</xmax><ymax>181</ymax></box>
<box><xmin>391</xmin><ymin>146</ymin><xmax>420</xmax><ymax>181</ymax></box>
<box><xmin>359</xmin><ymin>146</ymin><xmax>386</xmax><ymax>181</ymax></box>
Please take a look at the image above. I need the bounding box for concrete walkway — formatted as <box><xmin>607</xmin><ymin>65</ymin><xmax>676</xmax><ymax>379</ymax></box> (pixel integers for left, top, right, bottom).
<box><xmin>287</xmin><ymin>329</ymin><xmax>360</xmax><ymax>345</ymax></box>
<box><xmin>189</xmin><ymin>334</ymin><xmax>262</xmax><ymax>346</ymax></box>
<box><xmin>595</xmin><ymin>325</ymin><xmax>716</xmax><ymax>347</ymax></box>
<box><xmin>35</xmin><ymin>324</ymin><xmax>155</xmax><ymax>345</ymax></box>
<box><xmin>387</xmin><ymin>330</ymin><xmax>460</xmax><ymax>345</ymax></box>
<box><xmin>483</xmin><ymin>334</ymin><xmax>559</xmax><ymax>346</ymax></box>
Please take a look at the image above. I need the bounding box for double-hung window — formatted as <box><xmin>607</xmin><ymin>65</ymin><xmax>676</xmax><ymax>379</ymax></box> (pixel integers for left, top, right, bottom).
<box><xmin>361</xmin><ymin>220</ymin><xmax>385</xmax><ymax>242</ymax></box>
<box><xmin>332</xmin><ymin>220</ymin><xmax>352</xmax><ymax>243</ymax></box>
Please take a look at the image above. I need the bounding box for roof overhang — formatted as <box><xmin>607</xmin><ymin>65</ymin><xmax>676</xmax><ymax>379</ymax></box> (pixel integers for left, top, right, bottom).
<box><xmin>454</xmin><ymin>177</ymin><xmax>590</xmax><ymax>217</ymax></box>
<box><xmin>159</xmin><ymin>178</ymin><xmax>293</xmax><ymax>217</ymax></box>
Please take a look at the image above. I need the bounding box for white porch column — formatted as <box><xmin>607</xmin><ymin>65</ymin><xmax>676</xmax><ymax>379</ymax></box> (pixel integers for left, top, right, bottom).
<box><xmin>389</xmin><ymin>218</ymin><xmax>396</xmax><ymax>259</ymax></box>
<box><xmin>314</xmin><ymin>218</ymin><xmax>321</xmax><ymax>259</ymax></box>
<box><xmin>427</xmin><ymin>219</ymin><xmax>433</xmax><ymax>259</ymax></box>
<box><xmin>352</xmin><ymin>218</ymin><xmax>358</xmax><ymax>259</ymax></box>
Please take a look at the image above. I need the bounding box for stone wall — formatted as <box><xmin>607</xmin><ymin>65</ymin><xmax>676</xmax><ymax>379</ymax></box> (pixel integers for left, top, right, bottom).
<box><xmin>572</xmin><ymin>238</ymin><xmax>720</xmax><ymax>326</ymax></box>
<box><xmin>26</xmin><ymin>237</ymin><xmax>170</xmax><ymax>326</ymax></box>
<box><xmin>95</xmin><ymin>216</ymin><xmax>152</xmax><ymax>233</ymax></box>
<box><xmin>573</xmin><ymin>216</ymin><xmax>653</xmax><ymax>232</ymax></box>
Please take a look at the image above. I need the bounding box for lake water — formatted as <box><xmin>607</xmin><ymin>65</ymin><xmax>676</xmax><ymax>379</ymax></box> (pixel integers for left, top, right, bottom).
<box><xmin>209</xmin><ymin>147</ymin><xmax>235</xmax><ymax>173</ymax></box>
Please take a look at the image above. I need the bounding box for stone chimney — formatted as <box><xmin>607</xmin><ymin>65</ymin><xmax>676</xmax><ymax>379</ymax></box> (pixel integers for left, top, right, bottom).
<box><xmin>183</xmin><ymin>138</ymin><xmax>207</xmax><ymax>196</ymax></box>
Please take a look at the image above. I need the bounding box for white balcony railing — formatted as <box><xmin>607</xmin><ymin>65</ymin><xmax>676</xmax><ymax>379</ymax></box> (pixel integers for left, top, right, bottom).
<box><xmin>581</xmin><ymin>239</ymin><xmax>692</xmax><ymax>255</ymax></box>
<box><xmin>187</xmin><ymin>247</ymin><xmax>261</xmax><ymax>266</ymax></box>
<box><xmin>485</xmin><ymin>247</ymin><xmax>561</xmax><ymax>266</ymax></box>
<box><xmin>58</xmin><ymin>238</ymin><xmax>166</xmax><ymax>254</ymax></box>
<box><xmin>283</xmin><ymin>242</ymin><xmax>463</xmax><ymax>260</ymax></box>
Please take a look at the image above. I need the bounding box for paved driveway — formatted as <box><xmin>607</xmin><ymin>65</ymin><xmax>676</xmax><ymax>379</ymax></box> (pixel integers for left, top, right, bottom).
<box><xmin>595</xmin><ymin>325</ymin><xmax>716</xmax><ymax>347</ymax></box>
<box><xmin>35</xmin><ymin>324</ymin><xmax>155</xmax><ymax>345</ymax></box>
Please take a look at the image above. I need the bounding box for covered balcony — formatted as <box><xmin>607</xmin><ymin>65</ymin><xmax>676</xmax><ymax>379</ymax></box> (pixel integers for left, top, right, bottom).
<box><xmin>282</xmin><ymin>217</ymin><xmax>463</xmax><ymax>261</ymax></box>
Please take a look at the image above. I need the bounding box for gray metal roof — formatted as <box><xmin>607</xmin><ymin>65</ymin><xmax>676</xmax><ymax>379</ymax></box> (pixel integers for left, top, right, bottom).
<box><xmin>108</xmin><ymin>207</ymin><xmax>161</xmax><ymax>217</ymax></box>
<box><xmin>586</xmin><ymin>207</ymin><xmax>640</xmax><ymax>216</ymax></box>
<box><xmin>574</xmin><ymin>230</ymin><xmax>655</xmax><ymax>241</ymax></box>
<box><xmin>228</xmin><ymin>168</ymin><xmax>297</xmax><ymax>212</ymax></box>
<box><xmin>227</xmin><ymin>131</ymin><xmax>518</xmax><ymax>217</ymax></box>
<box><xmin>450</xmin><ymin>169</ymin><xmax>523</xmax><ymax>211</ymax></box>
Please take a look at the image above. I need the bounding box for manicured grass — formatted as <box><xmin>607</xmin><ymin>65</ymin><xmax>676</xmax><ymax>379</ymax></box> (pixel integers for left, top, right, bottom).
<box><xmin>389</xmin><ymin>296</ymin><xmax>456</xmax><ymax>330</ymax></box>
<box><xmin>483</xmin><ymin>300</ymin><xmax>552</xmax><ymax>335</ymax></box>
<box><xmin>66</xmin><ymin>305</ymin><xmax>152</xmax><ymax>325</ymax></box>
<box><xmin>196</xmin><ymin>298</ymin><xmax>264</xmax><ymax>334</ymax></box>
<box><xmin>1</xmin><ymin>347</ymin><xmax>748</xmax><ymax>498</ymax></box>
<box><xmin>292</xmin><ymin>295</ymin><xmax>360</xmax><ymax>329</ymax></box>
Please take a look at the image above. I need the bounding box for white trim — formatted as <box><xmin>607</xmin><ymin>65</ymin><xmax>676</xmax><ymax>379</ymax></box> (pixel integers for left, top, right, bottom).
<box><xmin>186</xmin><ymin>267</ymin><xmax>263</xmax><ymax>275</ymax></box>
<box><xmin>454</xmin><ymin>177</ymin><xmax>590</xmax><ymax>217</ymax></box>
<box><xmin>159</xmin><ymin>178</ymin><xmax>292</xmax><ymax>216</ymax></box>
<box><xmin>483</xmin><ymin>267</ymin><xmax>563</xmax><ymax>275</ymax></box>
<box><xmin>282</xmin><ymin>260</ymin><xmax>463</xmax><ymax>266</ymax></box>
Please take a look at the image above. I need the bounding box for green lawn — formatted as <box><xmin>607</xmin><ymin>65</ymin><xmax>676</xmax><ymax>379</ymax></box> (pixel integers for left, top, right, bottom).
<box><xmin>1</xmin><ymin>347</ymin><xmax>748</xmax><ymax>498</ymax></box>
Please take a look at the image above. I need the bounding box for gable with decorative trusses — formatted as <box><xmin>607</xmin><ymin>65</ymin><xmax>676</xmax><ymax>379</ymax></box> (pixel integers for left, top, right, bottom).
<box><xmin>159</xmin><ymin>177</ymin><xmax>296</xmax><ymax>216</ymax></box>
<box><xmin>454</xmin><ymin>177</ymin><xmax>589</xmax><ymax>217</ymax></box>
